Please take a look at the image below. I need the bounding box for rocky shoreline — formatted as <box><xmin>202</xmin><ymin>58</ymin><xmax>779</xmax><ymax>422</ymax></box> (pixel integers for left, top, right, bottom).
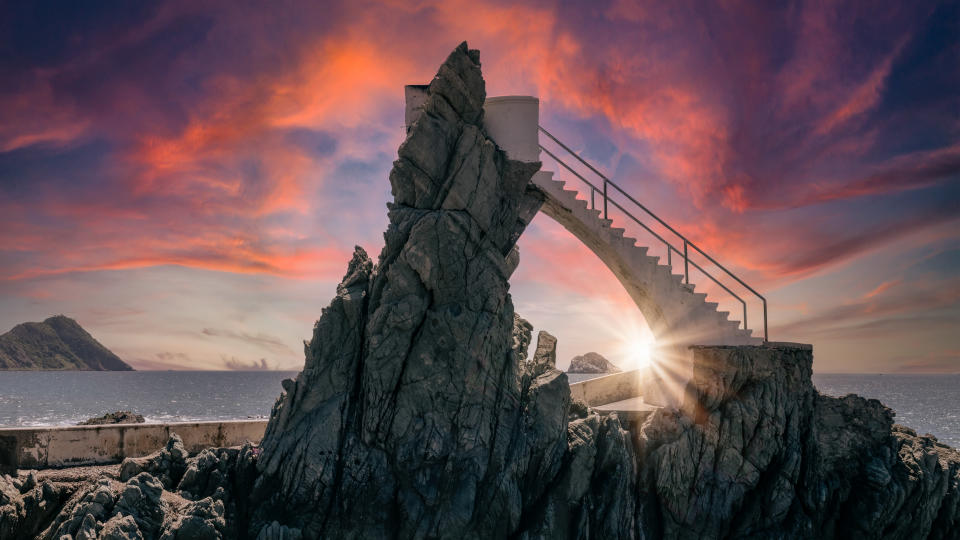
<box><xmin>3</xmin><ymin>43</ymin><xmax>957</xmax><ymax>539</ymax></box>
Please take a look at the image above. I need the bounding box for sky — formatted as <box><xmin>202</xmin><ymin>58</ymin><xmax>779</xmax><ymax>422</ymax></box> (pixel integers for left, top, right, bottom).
<box><xmin>0</xmin><ymin>0</ymin><xmax>957</xmax><ymax>373</ymax></box>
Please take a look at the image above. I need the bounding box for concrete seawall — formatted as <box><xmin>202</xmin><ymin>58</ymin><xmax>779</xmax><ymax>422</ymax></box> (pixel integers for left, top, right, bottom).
<box><xmin>0</xmin><ymin>420</ymin><xmax>267</xmax><ymax>471</ymax></box>
<box><xmin>1</xmin><ymin>376</ymin><xmax>630</xmax><ymax>472</ymax></box>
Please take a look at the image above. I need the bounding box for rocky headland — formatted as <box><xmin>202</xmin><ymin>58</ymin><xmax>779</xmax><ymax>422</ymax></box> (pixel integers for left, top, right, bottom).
<box><xmin>0</xmin><ymin>315</ymin><xmax>133</xmax><ymax>371</ymax></box>
<box><xmin>2</xmin><ymin>43</ymin><xmax>958</xmax><ymax>539</ymax></box>
<box><xmin>568</xmin><ymin>352</ymin><xmax>622</xmax><ymax>374</ymax></box>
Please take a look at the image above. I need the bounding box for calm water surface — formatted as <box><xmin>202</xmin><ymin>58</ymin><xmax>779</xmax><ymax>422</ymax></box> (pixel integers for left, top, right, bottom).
<box><xmin>0</xmin><ymin>371</ymin><xmax>296</xmax><ymax>426</ymax></box>
<box><xmin>813</xmin><ymin>373</ymin><xmax>960</xmax><ymax>448</ymax></box>
<box><xmin>1</xmin><ymin>371</ymin><xmax>957</xmax><ymax>448</ymax></box>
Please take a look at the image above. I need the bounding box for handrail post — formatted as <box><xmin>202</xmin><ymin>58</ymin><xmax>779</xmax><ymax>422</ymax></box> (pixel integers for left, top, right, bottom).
<box><xmin>540</xmin><ymin>124</ymin><xmax>772</xmax><ymax>344</ymax></box>
<box><xmin>603</xmin><ymin>180</ymin><xmax>608</xmax><ymax>219</ymax></box>
<box><xmin>763</xmin><ymin>299</ymin><xmax>768</xmax><ymax>342</ymax></box>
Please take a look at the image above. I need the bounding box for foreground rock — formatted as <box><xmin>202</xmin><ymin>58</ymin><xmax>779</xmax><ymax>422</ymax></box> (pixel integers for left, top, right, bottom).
<box><xmin>636</xmin><ymin>344</ymin><xmax>960</xmax><ymax>539</ymax></box>
<box><xmin>249</xmin><ymin>41</ymin><xmax>634</xmax><ymax>539</ymax></box>
<box><xmin>1</xmin><ymin>435</ymin><xmax>258</xmax><ymax>539</ymax></box>
<box><xmin>79</xmin><ymin>411</ymin><xmax>145</xmax><ymax>425</ymax></box>
<box><xmin>568</xmin><ymin>352</ymin><xmax>622</xmax><ymax>373</ymax></box>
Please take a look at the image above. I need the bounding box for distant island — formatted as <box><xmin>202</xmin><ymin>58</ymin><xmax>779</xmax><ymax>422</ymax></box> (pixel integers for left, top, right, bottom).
<box><xmin>0</xmin><ymin>315</ymin><xmax>133</xmax><ymax>370</ymax></box>
<box><xmin>567</xmin><ymin>351</ymin><xmax>622</xmax><ymax>373</ymax></box>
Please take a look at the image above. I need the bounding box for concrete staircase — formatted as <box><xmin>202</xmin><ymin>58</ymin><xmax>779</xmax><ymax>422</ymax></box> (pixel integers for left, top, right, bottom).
<box><xmin>532</xmin><ymin>170</ymin><xmax>762</xmax><ymax>350</ymax></box>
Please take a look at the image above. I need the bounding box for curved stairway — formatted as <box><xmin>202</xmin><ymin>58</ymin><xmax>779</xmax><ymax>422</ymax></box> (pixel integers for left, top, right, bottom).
<box><xmin>532</xmin><ymin>170</ymin><xmax>761</xmax><ymax>349</ymax></box>
<box><xmin>525</xmin><ymin>127</ymin><xmax>766</xmax><ymax>408</ymax></box>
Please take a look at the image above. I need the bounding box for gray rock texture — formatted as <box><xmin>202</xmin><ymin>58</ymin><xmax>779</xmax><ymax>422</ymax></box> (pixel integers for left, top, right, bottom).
<box><xmin>568</xmin><ymin>352</ymin><xmax>622</xmax><ymax>374</ymax></box>
<box><xmin>635</xmin><ymin>344</ymin><xmax>960</xmax><ymax>539</ymax></box>
<box><xmin>0</xmin><ymin>436</ymin><xmax>259</xmax><ymax>539</ymax></box>
<box><xmin>120</xmin><ymin>434</ymin><xmax>189</xmax><ymax>489</ymax></box>
<box><xmin>80</xmin><ymin>410</ymin><xmax>146</xmax><ymax>425</ymax></box>
<box><xmin>248</xmin><ymin>41</ymin><xmax>633</xmax><ymax>539</ymax></box>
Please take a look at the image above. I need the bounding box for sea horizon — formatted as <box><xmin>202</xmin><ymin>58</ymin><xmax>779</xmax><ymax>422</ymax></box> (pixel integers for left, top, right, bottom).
<box><xmin>2</xmin><ymin>370</ymin><xmax>957</xmax><ymax>449</ymax></box>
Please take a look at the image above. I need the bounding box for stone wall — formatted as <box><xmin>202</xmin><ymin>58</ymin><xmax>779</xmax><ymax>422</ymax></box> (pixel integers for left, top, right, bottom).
<box><xmin>0</xmin><ymin>420</ymin><xmax>266</xmax><ymax>471</ymax></box>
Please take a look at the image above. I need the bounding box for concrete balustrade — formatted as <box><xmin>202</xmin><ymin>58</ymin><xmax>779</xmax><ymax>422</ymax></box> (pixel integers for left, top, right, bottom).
<box><xmin>0</xmin><ymin>420</ymin><xmax>267</xmax><ymax>471</ymax></box>
<box><xmin>568</xmin><ymin>370</ymin><xmax>644</xmax><ymax>407</ymax></box>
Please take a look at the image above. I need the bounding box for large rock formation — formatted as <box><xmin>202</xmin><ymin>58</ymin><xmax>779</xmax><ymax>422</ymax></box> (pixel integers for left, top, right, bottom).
<box><xmin>248</xmin><ymin>41</ymin><xmax>635</xmax><ymax>539</ymax></box>
<box><xmin>635</xmin><ymin>344</ymin><xmax>960</xmax><ymax>539</ymax></box>
<box><xmin>568</xmin><ymin>352</ymin><xmax>622</xmax><ymax>374</ymax></box>
<box><xmin>0</xmin><ymin>315</ymin><xmax>133</xmax><ymax>371</ymax></box>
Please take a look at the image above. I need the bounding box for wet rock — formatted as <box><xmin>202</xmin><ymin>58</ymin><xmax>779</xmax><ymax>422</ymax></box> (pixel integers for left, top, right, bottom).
<box><xmin>78</xmin><ymin>410</ymin><xmax>145</xmax><ymax>425</ymax></box>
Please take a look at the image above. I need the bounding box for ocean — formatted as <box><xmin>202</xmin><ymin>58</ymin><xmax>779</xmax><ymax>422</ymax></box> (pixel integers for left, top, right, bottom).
<box><xmin>0</xmin><ymin>371</ymin><xmax>298</xmax><ymax>426</ymax></box>
<box><xmin>0</xmin><ymin>371</ymin><xmax>957</xmax><ymax>448</ymax></box>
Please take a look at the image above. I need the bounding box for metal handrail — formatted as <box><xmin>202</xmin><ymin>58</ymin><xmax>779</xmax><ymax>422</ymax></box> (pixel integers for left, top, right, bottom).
<box><xmin>538</xmin><ymin>125</ymin><xmax>768</xmax><ymax>342</ymax></box>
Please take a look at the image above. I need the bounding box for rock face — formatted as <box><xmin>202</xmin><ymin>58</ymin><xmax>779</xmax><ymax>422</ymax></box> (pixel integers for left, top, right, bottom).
<box><xmin>635</xmin><ymin>344</ymin><xmax>960</xmax><ymax>539</ymax></box>
<box><xmin>1</xmin><ymin>435</ymin><xmax>259</xmax><ymax>539</ymax></box>
<box><xmin>245</xmin><ymin>41</ymin><xmax>960</xmax><ymax>540</ymax></box>
<box><xmin>0</xmin><ymin>315</ymin><xmax>133</xmax><ymax>371</ymax></box>
<box><xmin>248</xmin><ymin>42</ymin><xmax>635</xmax><ymax>539</ymax></box>
<box><xmin>79</xmin><ymin>411</ymin><xmax>146</xmax><ymax>425</ymax></box>
<box><xmin>568</xmin><ymin>352</ymin><xmax>622</xmax><ymax>373</ymax></box>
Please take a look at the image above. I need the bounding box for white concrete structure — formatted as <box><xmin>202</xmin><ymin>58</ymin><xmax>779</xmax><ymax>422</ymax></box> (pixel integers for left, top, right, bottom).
<box><xmin>482</xmin><ymin>96</ymin><xmax>540</xmax><ymax>162</ymax></box>
<box><xmin>402</xmin><ymin>89</ymin><xmax>763</xmax><ymax>408</ymax></box>
<box><xmin>476</xmin><ymin>95</ymin><xmax>761</xmax><ymax>406</ymax></box>
<box><xmin>533</xmin><ymin>171</ymin><xmax>762</xmax><ymax>405</ymax></box>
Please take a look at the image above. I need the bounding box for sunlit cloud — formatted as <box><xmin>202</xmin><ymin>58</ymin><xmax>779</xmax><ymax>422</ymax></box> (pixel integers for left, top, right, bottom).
<box><xmin>0</xmin><ymin>0</ymin><xmax>957</xmax><ymax>371</ymax></box>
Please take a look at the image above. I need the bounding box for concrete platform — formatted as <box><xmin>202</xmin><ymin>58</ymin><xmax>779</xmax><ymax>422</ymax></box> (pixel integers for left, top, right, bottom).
<box><xmin>593</xmin><ymin>397</ymin><xmax>659</xmax><ymax>426</ymax></box>
<box><xmin>568</xmin><ymin>369</ymin><xmax>644</xmax><ymax>407</ymax></box>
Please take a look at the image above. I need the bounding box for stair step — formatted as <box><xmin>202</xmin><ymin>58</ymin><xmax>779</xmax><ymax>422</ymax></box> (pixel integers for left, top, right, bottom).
<box><xmin>599</xmin><ymin>218</ymin><xmax>613</xmax><ymax>227</ymax></box>
<box><xmin>704</xmin><ymin>301</ymin><xmax>719</xmax><ymax>310</ymax></box>
<box><xmin>623</xmin><ymin>237</ymin><xmax>641</xmax><ymax>250</ymax></box>
<box><xmin>608</xmin><ymin>227</ymin><xmax>625</xmax><ymax>238</ymax></box>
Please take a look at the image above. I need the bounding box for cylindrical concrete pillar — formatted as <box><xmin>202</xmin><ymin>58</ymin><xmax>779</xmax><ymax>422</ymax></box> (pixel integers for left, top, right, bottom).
<box><xmin>404</xmin><ymin>89</ymin><xmax>540</xmax><ymax>162</ymax></box>
<box><xmin>482</xmin><ymin>96</ymin><xmax>540</xmax><ymax>163</ymax></box>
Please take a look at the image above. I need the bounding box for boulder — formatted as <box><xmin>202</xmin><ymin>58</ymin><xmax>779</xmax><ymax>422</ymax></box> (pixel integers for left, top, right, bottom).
<box><xmin>79</xmin><ymin>410</ymin><xmax>145</xmax><ymax>425</ymax></box>
<box><xmin>120</xmin><ymin>434</ymin><xmax>189</xmax><ymax>489</ymax></box>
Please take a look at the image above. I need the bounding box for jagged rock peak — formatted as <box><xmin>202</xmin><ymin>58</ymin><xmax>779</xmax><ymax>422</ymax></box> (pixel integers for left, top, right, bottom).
<box><xmin>247</xmin><ymin>42</ymin><xmax>632</xmax><ymax>539</ymax></box>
